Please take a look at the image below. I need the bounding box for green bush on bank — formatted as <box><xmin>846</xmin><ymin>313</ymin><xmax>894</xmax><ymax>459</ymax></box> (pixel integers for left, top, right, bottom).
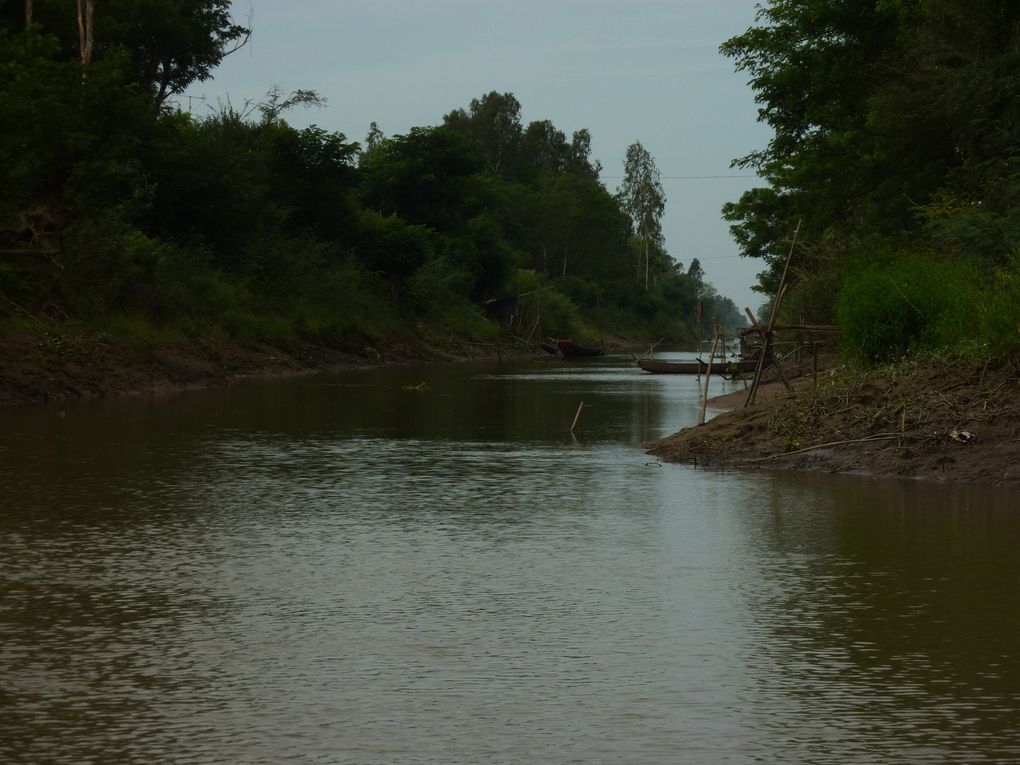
<box><xmin>835</xmin><ymin>250</ymin><xmax>1020</xmax><ymax>362</ymax></box>
<box><xmin>540</xmin><ymin>288</ymin><xmax>583</xmax><ymax>340</ymax></box>
<box><xmin>977</xmin><ymin>257</ymin><xmax>1020</xmax><ymax>359</ymax></box>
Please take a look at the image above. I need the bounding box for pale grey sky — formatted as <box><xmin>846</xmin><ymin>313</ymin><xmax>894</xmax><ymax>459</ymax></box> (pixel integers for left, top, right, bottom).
<box><xmin>196</xmin><ymin>0</ymin><xmax>773</xmax><ymax>312</ymax></box>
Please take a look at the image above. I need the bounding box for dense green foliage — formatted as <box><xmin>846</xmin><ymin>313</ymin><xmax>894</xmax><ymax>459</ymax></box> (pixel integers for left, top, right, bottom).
<box><xmin>836</xmin><ymin>251</ymin><xmax>972</xmax><ymax>361</ymax></box>
<box><xmin>722</xmin><ymin>0</ymin><xmax>1020</xmax><ymax>360</ymax></box>
<box><xmin>0</xmin><ymin>9</ymin><xmax>742</xmax><ymax>351</ymax></box>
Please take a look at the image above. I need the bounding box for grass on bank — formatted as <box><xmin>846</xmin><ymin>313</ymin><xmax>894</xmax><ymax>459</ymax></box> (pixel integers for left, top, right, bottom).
<box><xmin>835</xmin><ymin>250</ymin><xmax>1020</xmax><ymax>364</ymax></box>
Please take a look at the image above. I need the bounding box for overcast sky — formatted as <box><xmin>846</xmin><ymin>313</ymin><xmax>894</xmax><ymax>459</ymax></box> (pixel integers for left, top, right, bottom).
<box><xmin>196</xmin><ymin>0</ymin><xmax>773</xmax><ymax>312</ymax></box>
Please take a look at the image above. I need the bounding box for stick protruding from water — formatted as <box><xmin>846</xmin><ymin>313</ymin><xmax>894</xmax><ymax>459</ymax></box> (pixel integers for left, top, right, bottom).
<box><xmin>570</xmin><ymin>401</ymin><xmax>585</xmax><ymax>434</ymax></box>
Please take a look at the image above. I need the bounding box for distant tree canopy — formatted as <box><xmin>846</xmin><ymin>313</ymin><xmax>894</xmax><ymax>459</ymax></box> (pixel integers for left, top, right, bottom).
<box><xmin>443</xmin><ymin>90</ymin><xmax>604</xmax><ymax>183</ymax></box>
<box><xmin>721</xmin><ymin>0</ymin><xmax>1020</xmax><ymax>359</ymax></box>
<box><xmin>0</xmin><ymin>9</ymin><xmax>744</xmax><ymax>348</ymax></box>
<box><xmin>7</xmin><ymin>0</ymin><xmax>249</xmax><ymax>104</ymax></box>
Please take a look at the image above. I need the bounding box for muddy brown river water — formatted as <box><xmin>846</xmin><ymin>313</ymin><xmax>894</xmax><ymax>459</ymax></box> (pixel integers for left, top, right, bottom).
<box><xmin>2</xmin><ymin>353</ymin><xmax>1018</xmax><ymax>763</ymax></box>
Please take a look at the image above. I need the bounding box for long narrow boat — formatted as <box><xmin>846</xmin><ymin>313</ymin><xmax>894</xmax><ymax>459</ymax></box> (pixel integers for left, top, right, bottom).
<box><xmin>637</xmin><ymin>358</ymin><xmax>704</xmax><ymax>375</ymax></box>
<box><xmin>556</xmin><ymin>339</ymin><xmax>605</xmax><ymax>357</ymax></box>
<box><xmin>636</xmin><ymin>357</ymin><xmax>774</xmax><ymax>376</ymax></box>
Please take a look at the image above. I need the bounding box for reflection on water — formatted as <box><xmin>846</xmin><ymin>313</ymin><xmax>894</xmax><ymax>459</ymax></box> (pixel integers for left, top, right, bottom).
<box><xmin>1</xmin><ymin>354</ymin><xmax>1018</xmax><ymax>763</ymax></box>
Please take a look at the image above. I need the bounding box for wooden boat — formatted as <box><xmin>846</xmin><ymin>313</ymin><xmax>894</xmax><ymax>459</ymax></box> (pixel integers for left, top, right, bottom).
<box><xmin>538</xmin><ymin>342</ymin><xmax>560</xmax><ymax>356</ymax></box>
<box><xmin>556</xmin><ymin>339</ymin><xmax>604</xmax><ymax>357</ymax></box>
<box><xmin>637</xmin><ymin>358</ymin><xmax>704</xmax><ymax>375</ymax></box>
<box><xmin>636</xmin><ymin>357</ymin><xmax>774</xmax><ymax>376</ymax></box>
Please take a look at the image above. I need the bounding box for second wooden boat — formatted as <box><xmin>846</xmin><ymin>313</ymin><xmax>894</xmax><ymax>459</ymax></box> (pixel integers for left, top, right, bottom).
<box><xmin>556</xmin><ymin>339</ymin><xmax>605</xmax><ymax>357</ymax></box>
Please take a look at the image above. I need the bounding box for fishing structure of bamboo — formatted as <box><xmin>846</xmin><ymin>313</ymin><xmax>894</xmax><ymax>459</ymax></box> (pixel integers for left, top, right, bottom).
<box><xmin>746</xmin><ymin>219</ymin><xmax>801</xmax><ymax>407</ymax></box>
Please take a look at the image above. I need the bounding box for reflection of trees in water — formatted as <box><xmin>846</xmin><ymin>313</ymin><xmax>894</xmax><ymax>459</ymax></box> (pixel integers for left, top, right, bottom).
<box><xmin>732</xmin><ymin>475</ymin><xmax>1020</xmax><ymax>762</ymax></box>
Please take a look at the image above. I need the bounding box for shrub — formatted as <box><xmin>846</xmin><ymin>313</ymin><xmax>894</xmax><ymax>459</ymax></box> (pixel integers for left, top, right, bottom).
<box><xmin>836</xmin><ymin>251</ymin><xmax>978</xmax><ymax>362</ymax></box>
<box><xmin>542</xmin><ymin>289</ymin><xmax>582</xmax><ymax>339</ymax></box>
<box><xmin>975</xmin><ymin>256</ymin><xmax>1020</xmax><ymax>358</ymax></box>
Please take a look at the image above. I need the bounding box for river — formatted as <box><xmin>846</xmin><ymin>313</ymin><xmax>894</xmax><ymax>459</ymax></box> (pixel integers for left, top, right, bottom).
<box><xmin>2</xmin><ymin>352</ymin><xmax>1018</xmax><ymax>764</ymax></box>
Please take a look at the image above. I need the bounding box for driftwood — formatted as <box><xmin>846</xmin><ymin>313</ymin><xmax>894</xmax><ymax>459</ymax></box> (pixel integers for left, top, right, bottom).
<box><xmin>0</xmin><ymin>207</ymin><xmax>63</xmax><ymax>266</ymax></box>
<box><xmin>742</xmin><ymin>434</ymin><xmax>901</xmax><ymax>465</ymax></box>
<box><xmin>0</xmin><ymin>205</ymin><xmax>66</xmax><ymax>318</ymax></box>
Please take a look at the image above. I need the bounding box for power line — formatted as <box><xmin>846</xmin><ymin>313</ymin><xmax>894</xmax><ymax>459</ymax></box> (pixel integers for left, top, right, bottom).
<box><xmin>667</xmin><ymin>255</ymin><xmax>751</xmax><ymax>263</ymax></box>
<box><xmin>602</xmin><ymin>174</ymin><xmax>756</xmax><ymax>180</ymax></box>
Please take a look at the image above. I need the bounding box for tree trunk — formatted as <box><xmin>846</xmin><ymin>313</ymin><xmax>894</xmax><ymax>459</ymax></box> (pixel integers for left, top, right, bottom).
<box><xmin>76</xmin><ymin>0</ymin><xmax>94</xmax><ymax>65</ymax></box>
<box><xmin>77</xmin><ymin>0</ymin><xmax>85</xmax><ymax>60</ymax></box>
<box><xmin>25</xmin><ymin>0</ymin><xmax>32</xmax><ymax>29</ymax></box>
<box><xmin>644</xmin><ymin>238</ymin><xmax>649</xmax><ymax>291</ymax></box>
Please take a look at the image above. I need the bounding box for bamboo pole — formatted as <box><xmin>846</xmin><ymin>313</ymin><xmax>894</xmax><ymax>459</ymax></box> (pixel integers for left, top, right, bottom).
<box><xmin>570</xmin><ymin>401</ymin><xmax>585</xmax><ymax>433</ymax></box>
<box><xmin>743</xmin><ymin>307</ymin><xmax>763</xmax><ymax>335</ymax></box>
<box><xmin>746</xmin><ymin>220</ymin><xmax>801</xmax><ymax>407</ymax></box>
<box><xmin>699</xmin><ymin>329</ymin><xmax>721</xmax><ymax>425</ymax></box>
<box><xmin>813</xmin><ymin>341</ymin><xmax>820</xmax><ymax>389</ymax></box>
<box><xmin>640</xmin><ymin>338</ymin><xmax>665</xmax><ymax>360</ymax></box>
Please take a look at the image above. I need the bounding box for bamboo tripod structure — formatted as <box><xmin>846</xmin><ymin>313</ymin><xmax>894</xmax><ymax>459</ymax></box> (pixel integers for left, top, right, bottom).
<box><xmin>745</xmin><ymin>219</ymin><xmax>801</xmax><ymax>408</ymax></box>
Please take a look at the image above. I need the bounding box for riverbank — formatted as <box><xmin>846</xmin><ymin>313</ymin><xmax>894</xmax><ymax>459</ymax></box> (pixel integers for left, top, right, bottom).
<box><xmin>0</xmin><ymin>326</ymin><xmax>503</xmax><ymax>406</ymax></box>
<box><xmin>648</xmin><ymin>358</ymin><xmax>1020</xmax><ymax>486</ymax></box>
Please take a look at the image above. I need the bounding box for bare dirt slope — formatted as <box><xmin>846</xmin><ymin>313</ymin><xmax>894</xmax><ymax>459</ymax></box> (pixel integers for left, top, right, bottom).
<box><xmin>0</xmin><ymin>329</ymin><xmax>461</xmax><ymax>406</ymax></box>
<box><xmin>648</xmin><ymin>359</ymin><xmax>1020</xmax><ymax>486</ymax></box>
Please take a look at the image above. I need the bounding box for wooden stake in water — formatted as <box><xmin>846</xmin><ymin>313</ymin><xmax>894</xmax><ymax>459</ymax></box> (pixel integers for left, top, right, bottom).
<box><xmin>699</xmin><ymin>330</ymin><xmax>721</xmax><ymax>425</ymax></box>
<box><xmin>570</xmin><ymin>401</ymin><xmax>585</xmax><ymax>434</ymax></box>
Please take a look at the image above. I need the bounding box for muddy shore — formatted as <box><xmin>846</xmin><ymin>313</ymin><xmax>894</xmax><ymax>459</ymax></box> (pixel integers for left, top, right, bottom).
<box><xmin>648</xmin><ymin>359</ymin><xmax>1020</xmax><ymax>486</ymax></box>
<box><xmin>0</xmin><ymin>328</ymin><xmax>493</xmax><ymax>407</ymax></box>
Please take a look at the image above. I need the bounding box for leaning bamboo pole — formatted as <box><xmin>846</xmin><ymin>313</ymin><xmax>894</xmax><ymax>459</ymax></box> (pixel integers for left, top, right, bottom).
<box><xmin>699</xmin><ymin>329</ymin><xmax>721</xmax><ymax>425</ymax></box>
<box><xmin>746</xmin><ymin>220</ymin><xmax>801</xmax><ymax>407</ymax></box>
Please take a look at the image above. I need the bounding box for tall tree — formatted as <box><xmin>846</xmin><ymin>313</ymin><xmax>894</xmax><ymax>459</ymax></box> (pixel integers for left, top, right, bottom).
<box><xmin>10</xmin><ymin>0</ymin><xmax>249</xmax><ymax>104</ymax></box>
<box><xmin>617</xmin><ymin>140</ymin><xmax>665</xmax><ymax>290</ymax></box>
<box><xmin>686</xmin><ymin>258</ymin><xmax>704</xmax><ymax>291</ymax></box>
<box><xmin>443</xmin><ymin>91</ymin><xmax>522</xmax><ymax>175</ymax></box>
<box><xmin>721</xmin><ymin>0</ymin><xmax>1020</xmax><ymax>304</ymax></box>
<box><xmin>520</xmin><ymin>119</ymin><xmax>567</xmax><ymax>174</ymax></box>
<box><xmin>719</xmin><ymin>2</ymin><xmax>908</xmax><ymax>290</ymax></box>
<box><xmin>567</xmin><ymin>129</ymin><xmax>601</xmax><ymax>179</ymax></box>
<box><xmin>364</xmin><ymin>121</ymin><xmax>384</xmax><ymax>152</ymax></box>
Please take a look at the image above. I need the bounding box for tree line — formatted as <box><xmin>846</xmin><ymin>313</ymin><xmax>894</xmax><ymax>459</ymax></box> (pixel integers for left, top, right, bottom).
<box><xmin>0</xmin><ymin>1</ymin><xmax>742</xmax><ymax>352</ymax></box>
<box><xmin>722</xmin><ymin>0</ymin><xmax>1020</xmax><ymax>361</ymax></box>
